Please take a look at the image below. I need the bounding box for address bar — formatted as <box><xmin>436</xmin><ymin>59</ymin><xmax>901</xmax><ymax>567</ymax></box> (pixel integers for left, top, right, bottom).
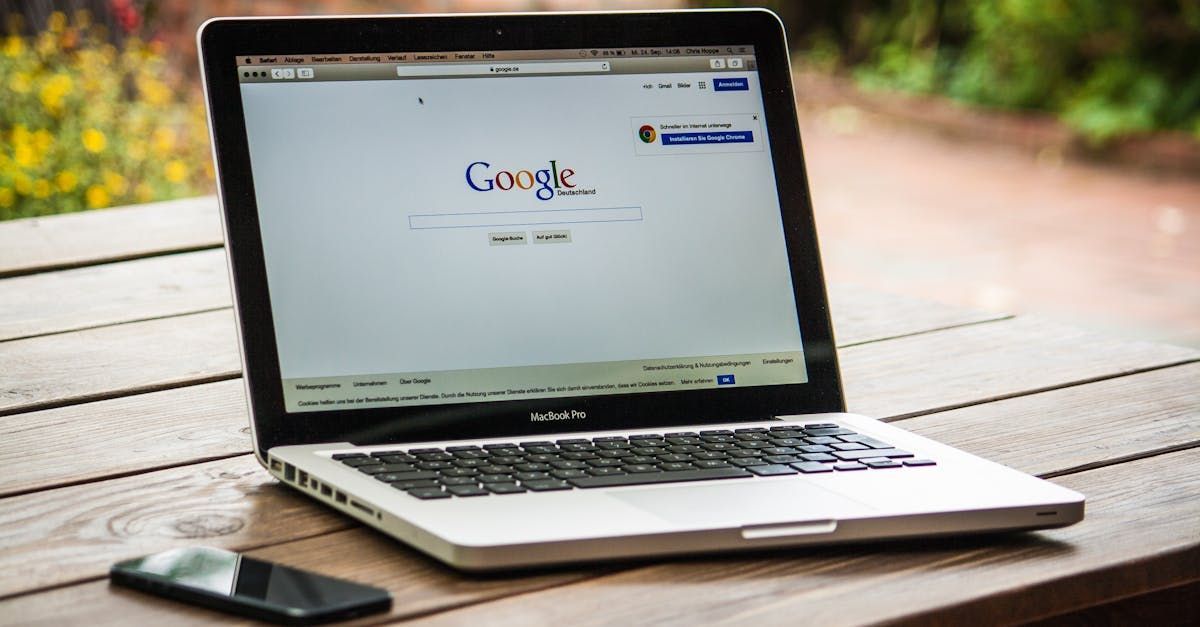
<box><xmin>396</xmin><ymin>61</ymin><xmax>611</xmax><ymax>77</ymax></box>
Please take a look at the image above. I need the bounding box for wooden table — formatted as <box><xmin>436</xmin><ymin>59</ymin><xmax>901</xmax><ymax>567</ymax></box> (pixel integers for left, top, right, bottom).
<box><xmin>1</xmin><ymin>197</ymin><xmax>1197</xmax><ymax>625</ymax></box>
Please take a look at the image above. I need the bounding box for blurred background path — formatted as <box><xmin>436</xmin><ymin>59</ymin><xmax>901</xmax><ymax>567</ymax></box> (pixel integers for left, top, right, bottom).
<box><xmin>799</xmin><ymin>101</ymin><xmax>1199</xmax><ymax>347</ymax></box>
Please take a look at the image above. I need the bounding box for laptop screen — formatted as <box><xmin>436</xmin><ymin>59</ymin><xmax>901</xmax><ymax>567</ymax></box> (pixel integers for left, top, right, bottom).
<box><xmin>236</xmin><ymin>46</ymin><xmax>807</xmax><ymax>414</ymax></box>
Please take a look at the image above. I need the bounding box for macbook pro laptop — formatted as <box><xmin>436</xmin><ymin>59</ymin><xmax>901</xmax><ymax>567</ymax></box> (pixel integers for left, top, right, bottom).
<box><xmin>198</xmin><ymin>9</ymin><xmax>1083</xmax><ymax>571</ymax></box>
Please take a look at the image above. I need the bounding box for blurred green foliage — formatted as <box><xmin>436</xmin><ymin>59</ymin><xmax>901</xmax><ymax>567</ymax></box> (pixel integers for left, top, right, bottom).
<box><xmin>705</xmin><ymin>1</ymin><xmax>1200</xmax><ymax>144</ymax></box>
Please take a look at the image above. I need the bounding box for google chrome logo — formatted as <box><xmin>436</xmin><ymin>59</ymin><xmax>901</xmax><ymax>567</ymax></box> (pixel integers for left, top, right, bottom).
<box><xmin>638</xmin><ymin>124</ymin><xmax>657</xmax><ymax>144</ymax></box>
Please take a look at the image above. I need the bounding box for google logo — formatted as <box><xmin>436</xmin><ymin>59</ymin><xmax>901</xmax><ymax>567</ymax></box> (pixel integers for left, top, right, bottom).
<box><xmin>465</xmin><ymin>160</ymin><xmax>576</xmax><ymax>201</ymax></box>
<box><xmin>638</xmin><ymin>124</ymin><xmax>656</xmax><ymax>143</ymax></box>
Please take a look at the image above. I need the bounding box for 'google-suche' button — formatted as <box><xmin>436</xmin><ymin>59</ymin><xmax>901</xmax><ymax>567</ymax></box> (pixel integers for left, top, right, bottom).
<box><xmin>713</xmin><ymin>77</ymin><xmax>749</xmax><ymax>91</ymax></box>
<box><xmin>662</xmin><ymin>131</ymin><xmax>754</xmax><ymax>146</ymax></box>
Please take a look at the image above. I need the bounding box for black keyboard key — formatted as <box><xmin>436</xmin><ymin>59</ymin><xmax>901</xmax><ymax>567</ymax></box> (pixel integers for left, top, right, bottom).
<box><xmin>550</xmin><ymin>460</ymin><xmax>587</xmax><ymax>469</ymax></box>
<box><xmin>550</xmin><ymin>469</ymin><xmax>589</xmax><ymax>479</ymax></box>
<box><xmin>556</xmin><ymin>438</ymin><xmax>590</xmax><ymax>445</ymax></box>
<box><xmin>526</xmin><ymin>454</ymin><xmax>561</xmax><ymax>463</ymax></box>
<box><xmin>904</xmin><ymin>459</ymin><xmax>937</xmax><ymax>467</ymax></box>
<box><xmin>831</xmin><ymin>442</ymin><xmax>869</xmax><ymax>451</ymax></box>
<box><xmin>729</xmin><ymin>457</ymin><xmax>767</xmax><ymax>467</ymax></box>
<box><xmin>477</xmin><ymin>465</ymin><xmax>514</xmax><ymax>474</ymax></box>
<box><xmin>452</xmin><ymin>450</ymin><xmax>489</xmax><ymax>459</ymax></box>
<box><xmin>693</xmin><ymin>459</ymin><xmax>731</xmax><ymax>469</ymax></box>
<box><xmin>445</xmin><ymin>445</ymin><xmax>480</xmax><ymax>452</ymax></box>
<box><xmin>447</xmin><ymin>484</ymin><xmax>489</xmax><ymax>497</ymax></box>
<box><xmin>656</xmin><ymin>453</ymin><xmax>694</xmax><ymax>463</ymax></box>
<box><xmin>587</xmin><ymin>467</ymin><xmax>626</xmax><ymax>476</ymax></box>
<box><xmin>514</xmin><ymin>471</ymin><xmax>550</xmax><ymax>481</ymax></box>
<box><xmin>629</xmin><ymin>433</ymin><xmax>663</xmax><ymax>440</ymax></box>
<box><xmin>407</xmin><ymin>487</ymin><xmax>450</xmax><ymax>499</ymax></box>
<box><xmin>340</xmin><ymin>457</ymin><xmax>378</xmax><ymax>468</ymax></box>
<box><xmin>806</xmin><ymin>436</ymin><xmax>841</xmax><ymax>445</ymax></box>
<box><xmin>699</xmin><ymin>429</ymin><xmax>733</xmax><ymax>436</ymax></box>
<box><xmin>735</xmin><ymin>433</ymin><xmax>770</xmax><ymax>441</ymax></box>
<box><xmin>487</xmin><ymin>448</ymin><xmax>522</xmax><ymax>458</ymax></box>
<box><xmin>389</xmin><ymin>478</ymin><xmax>440</xmax><ymax>490</ymax></box>
<box><xmin>597</xmin><ymin>449</ymin><xmax>634</xmax><ymax>458</ymax></box>
<box><xmin>375</xmin><ymin>454</ymin><xmax>417</xmax><ymax>465</ymax></box>
<box><xmin>593</xmin><ymin>436</ymin><xmax>628</xmax><ymax>442</ymax></box>
<box><xmin>515</xmin><ymin>463</ymin><xmax>552</xmax><ymax>472</ymax></box>
<box><xmin>799</xmin><ymin>445</ymin><xmax>834</xmax><ymax>454</ymax></box>
<box><xmin>805</xmin><ymin>428</ymin><xmax>855</xmax><ymax>437</ymax></box>
<box><xmin>747</xmin><ymin>464</ymin><xmax>798</xmax><ymax>476</ymax></box>
<box><xmin>659</xmin><ymin>462</ymin><xmax>696</xmax><ymax>472</ymax></box>
<box><xmin>791</xmin><ymin>462</ymin><xmax>834</xmax><ymax>473</ymax></box>
<box><xmin>624</xmin><ymin>455</ymin><xmax>657</xmax><ymax>465</ymax></box>
<box><xmin>803</xmin><ymin>423</ymin><xmax>838</xmax><ymax>429</ymax></box>
<box><xmin>700</xmin><ymin>435</ymin><xmax>736</xmax><ymax>443</ymax></box>
<box><xmin>332</xmin><ymin>453</ymin><xmax>368</xmax><ymax>460</ymax></box>
<box><xmin>490</xmin><ymin>456</ymin><xmax>525</xmax><ymax>465</ymax></box>
<box><xmin>570</xmin><ymin>467</ymin><xmax>752</xmax><ymax>489</ymax></box>
<box><xmin>622</xmin><ymin>464</ymin><xmax>661</xmax><ymax>473</ymax></box>
<box><xmin>522</xmin><ymin>479</ymin><xmax>571</xmax><ymax>492</ymax></box>
<box><xmin>374</xmin><ymin>471</ymin><xmax>427</xmax><ymax>482</ymax></box>
<box><xmin>560</xmin><ymin>444</ymin><xmax>598</xmax><ymax>453</ymax></box>
<box><xmin>520</xmin><ymin>441</ymin><xmax>556</xmax><ymax>448</ymax></box>
<box><xmin>834</xmin><ymin>448</ymin><xmax>913</xmax><ymax>461</ymax></box>
<box><xmin>833</xmin><ymin>462</ymin><xmax>868</xmax><ymax>471</ymax></box>
<box><xmin>439</xmin><ymin>467</ymin><xmax>478</xmax><ymax>477</ymax></box>
<box><xmin>769</xmin><ymin>438</ymin><xmax>805</xmax><ymax>447</ymax></box>
<box><xmin>667</xmin><ymin>444</ymin><xmax>704</xmax><ymax>453</ymax></box>
<box><xmin>864</xmin><ymin>460</ymin><xmax>903</xmax><ymax>469</ymax></box>
<box><xmin>478</xmin><ymin>474</ymin><xmax>513</xmax><ymax>483</ymax></box>
<box><xmin>762</xmin><ymin>447</ymin><xmax>798</xmax><ymax>455</ymax></box>
<box><xmin>561</xmin><ymin>451</ymin><xmax>599</xmax><ymax>460</ymax></box>
<box><xmin>524</xmin><ymin>445</ymin><xmax>559</xmax><ymax>455</ymax></box>
<box><xmin>416</xmin><ymin>461</ymin><xmax>453</xmax><ymax>470</ymax></box>
<box><xmin>701</xmin><ymin>442</ymin><xmax>738</xmax><ymax>451</ymax></box>
<box><xmin>801</xmin><ymin>453</ymin><xmax>838</xmax><ymax>462</ymax></box>
<box><xmin>487</xmin><ymin>483</ymin><xmax>526</xmax><ymax>494</ymax></box>
<box><xmin>692</xmin><ymin>451</ymin><xmax>728</xmax><ymax>460</ymax></box>
<box><xmin>586</xmin><ymin>458</ymin><xmax>624</xmax><ymax>467</ymax></box>
<box><xmin>734</xmin><ymin>427</ymin><xmax>768</xmax><ymax>433</ymax></box>
<box><xmin>666</xmin><ymin>437</ymin><xmax>702</xmax><ymax>445</ymax></box>
<box><xmin>416</xmin><ymin>452</ymin><xmax>454</xmax><ymax>461</ymax></box>
<box><xmin>738</xmin><ymin>441</ymin><xmax>773</xmax><ymax>450</ymax></box>
<box><xmin>482</xmin><ymin>442</ymin><xmax>517</xmax><ymax>449</ymax></box>
<box><xmin>453</xmin><ymin>458</ymin><xmax>487</xmax><ymax>468</ymax></box>
<box><xmin>439</xmin><ymin>476</ymin><xmax>478</xmax><ymax>486</ymax></box>
<box><xmin>764</xmin><ymin>454</ymin><xmax>800</xmax><ymax>464</ymax></box>
<box><xmin>663</xmin><ymin>432</ymin><xmax>698</xmax><ymax>438</ymax></box>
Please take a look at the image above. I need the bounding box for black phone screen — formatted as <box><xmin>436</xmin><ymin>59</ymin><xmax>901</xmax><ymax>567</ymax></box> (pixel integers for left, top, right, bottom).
<box><xmin>111</xmin><ymin>547</ymin><xmax>391</xmax><ymax>624</ymax></box>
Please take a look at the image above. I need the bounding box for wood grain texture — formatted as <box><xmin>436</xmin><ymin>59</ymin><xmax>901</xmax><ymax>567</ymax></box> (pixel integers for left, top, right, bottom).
<box><xmin>0</xmin><ymin>309</ymin><xmax>240</xmax><ymax>416</ymax></box>
<box><xmin>895</xmin><ymin>362</ymin><xmax>1200</xmax><ymax>478</ymax></box>
<box><xmin>826</xmin><ymin>282</ymin><xmax>1008</xmax><ymax>346</ymax></box>
<box><xmin>841</xmin><ymin>314</ymin><xmax>1199</xmax><ymax>419</ymax></box>
<box><xmin>0</xmin><ymin>379</ymin><xmax>249</xmax><ymax>497</ymax></box>
<box><xmin>0</xmin><ymin>196</ymin><xmax>222</xmax><ymax>278</ymax></box>
<box><xmin>399</xmin><ymin>449</ymin><xmax>1200</xmax><ymax>627</ymax></box>
<box><xmin>1</xmin><ymin>361</ymin><xmax>1195</xmax><ymax>619</ymax></box>
<box><xmin>0</xmin><ymin>248</ymin><xmax>230</xmax><ymax>342</ymax></box>
<box><xmin>0</xmin><ymin>455</ymin><xmax>351</xmax><ymax>599</ymax></box>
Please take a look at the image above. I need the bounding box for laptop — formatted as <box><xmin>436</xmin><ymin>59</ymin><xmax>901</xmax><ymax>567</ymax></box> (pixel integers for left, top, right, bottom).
<box><xmin>198</xmin><ymin>9</ymin><xmax>1083</xmax><ymax>571</ymax></box>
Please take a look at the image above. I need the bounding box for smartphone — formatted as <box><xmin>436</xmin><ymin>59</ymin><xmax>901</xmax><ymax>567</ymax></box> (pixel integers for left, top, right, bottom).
<box><xmin>110</xmin><ymin>546</ymin><xmax>392</xmax><ymax>625</ymax></box>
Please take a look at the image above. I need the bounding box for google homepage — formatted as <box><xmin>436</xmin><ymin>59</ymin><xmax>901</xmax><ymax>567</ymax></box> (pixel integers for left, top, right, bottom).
<box><xmin>238</xmin><ymin>52</ymin><xmax>807</xmax><ymax>413</ymax></box>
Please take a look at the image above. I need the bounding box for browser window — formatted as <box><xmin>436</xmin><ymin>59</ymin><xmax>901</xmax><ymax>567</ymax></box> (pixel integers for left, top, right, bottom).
<box><xmin>236</xmin><ymin>46</ymin><xmax>808</xmax><ymax>413</ymax></box>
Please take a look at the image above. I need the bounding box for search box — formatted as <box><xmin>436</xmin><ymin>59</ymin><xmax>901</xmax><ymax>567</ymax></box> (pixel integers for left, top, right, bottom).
<box><xmin>397</xmin><ymin>61</ymin><xmax>610</xmax><ymax>78</ymax></box>
<box><xmin>409</xmin><ymin>206</ymin><xmax>642</xmax><ymax>230</ymax></box>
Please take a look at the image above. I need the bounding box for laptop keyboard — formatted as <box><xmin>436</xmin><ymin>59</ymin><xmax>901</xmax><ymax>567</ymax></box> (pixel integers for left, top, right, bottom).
<box><xmin>330</xmin><ymin>423</ymin><xmax>936</xmax><ymax>500</ymax></box>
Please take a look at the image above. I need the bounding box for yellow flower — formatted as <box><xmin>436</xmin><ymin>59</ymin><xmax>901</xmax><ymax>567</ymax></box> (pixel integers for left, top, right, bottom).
<box><xmin>0</xmin><ymin>188</ymin><xmax>14</xmax><ymax>208</ymax></box>
<box><xmin>14</xmin><ymin>173</ymin><xmax>33</xmax><ymax>195</ymax></box>
<box><xmin>33</xmin><ymin>179</ymin><xmax>52</xmax><ymax>199</ymax></box>
<box><xmin>38</xmin><ymin>74</ymin><xmax>73</xmax><ymax>114</ymax></box>
<box><xmin>3</xmin><ymin>35</ymin><xmax>23</xmax><ymax>57</ymax></box>
<box><xmin>164</xmin><ymin>160</ymin><xmax>188</xmax><ymax>184</ymax></box>
<box><xmin>152</xmin><ymin>128</ymin><xmax>175</xmax><ymax>156</ymax></box>
<box><xmin>56</xmin><ymin>171</ymin><xmax>78</xmax><ymax>193</ymax></box>
<box><xmin>9</xmin><ymin>72</ymin><xmax>32</xmax><ymax>94</ymax></box>
<box><xmin>48</xmin><ymin>11</ymin><xmax>67</xmax><ymax>34</ymax></box>
<box><xmin>103</xmin><ymin>171</ymin><xmax>128</xmax><ymax>196</ymax></box>
<box><xmin>137</xmin><ymin>76</ymin><xmax>172</xmax><ymax>106</ymax></box>
<box><xmin>35</xmin><ymin>32</ymin><xmax>56</xmax><ymax>57</ymax></box>
<box><xmin>135</xmin><ymin>183</ymin><xmax>153</xmax><ymax>202</ymax></box>
<box><xmin>14</xmin><ymin>144</ymin><xmax>37</xmax><ymax>168</ymax></box>
<box><xmin>85</xmin><ymin>185</ymin><xmax>110</xmax><ymax>208</ymax></box>
<box><xmin>82</xmin><ymin>128</ymin><xmax>107</xmax><ymax>153</ymax></box>
<box><xmin>33</xmin><ymin>129</ymin><xmax>53</xmax><ymax>154</ymax></box>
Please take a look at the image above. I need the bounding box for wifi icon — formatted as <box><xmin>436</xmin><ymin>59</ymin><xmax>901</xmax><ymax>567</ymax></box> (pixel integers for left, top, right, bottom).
<box><xmin>590</xmin><ymin>50</ymin><xmax>598</xmax><ymax>56</ymax></box>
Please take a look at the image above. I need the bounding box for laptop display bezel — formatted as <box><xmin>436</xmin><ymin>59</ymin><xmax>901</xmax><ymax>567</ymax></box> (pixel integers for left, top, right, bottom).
<box><xmin>199</xmin><ymin>9</ymin><xmax>844</xmax><ymax>456</ymax></box>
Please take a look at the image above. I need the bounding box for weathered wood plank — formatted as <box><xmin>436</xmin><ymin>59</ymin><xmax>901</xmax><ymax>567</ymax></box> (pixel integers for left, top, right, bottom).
<box><xmin>0</xmin><ymin>379</ymin><xmax>249</xmax><ymax>497</ymax></box>
<box><xmin>0</xmin><ymin>310</ymin><xmax>240</xmax><ymax>416</ymax></box>
<box><xmin>896</xmin><ymin>362</ymin><xmax>1200</xmax><ymax>478</ymax></box>
<box><xmin>841</xmin><ymin>315</ymin><xmax>1198</xmax><ymax>419</ymax></box>
<box><xmin>0</xmin><ymin>196</ymin><xmax>222</xmax><ymax>278</ymax></box>
<box><xmin>0</xmin><ymin>360</ymin><xmax>1195</xmax><ymax>616</ymax></box>
<box><xmin>396</xmin><ymin>448</ymin><xmax>1200</xmax><ymax>627</ymax></box>
<box><xmin>0</xmin><ymin>249</ymin><xmax>230</xmax><ymax>342</ymax></box>
<box><xmin>826</xmin><ymin>282</ymin><xmax>1007</xmax><ymax>346</ymax></box>
<box><xmin>0</xmin><ymin>455</ymin><xmax>350</xmax><ymax>599</ymax></box>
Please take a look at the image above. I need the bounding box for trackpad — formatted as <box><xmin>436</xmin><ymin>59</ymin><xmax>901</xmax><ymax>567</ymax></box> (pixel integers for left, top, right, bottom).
<box><xmin>609</xmin><ymin>479</ymin><xmax>876</xmax><ymax>527</ymax></box>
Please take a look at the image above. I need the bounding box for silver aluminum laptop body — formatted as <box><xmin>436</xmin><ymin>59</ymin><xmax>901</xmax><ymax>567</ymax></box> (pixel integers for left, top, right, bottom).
<box><xmin>199</xmin><ymin>10</ymin><xmax>1083</xmax><ymax>571</ymax></box>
